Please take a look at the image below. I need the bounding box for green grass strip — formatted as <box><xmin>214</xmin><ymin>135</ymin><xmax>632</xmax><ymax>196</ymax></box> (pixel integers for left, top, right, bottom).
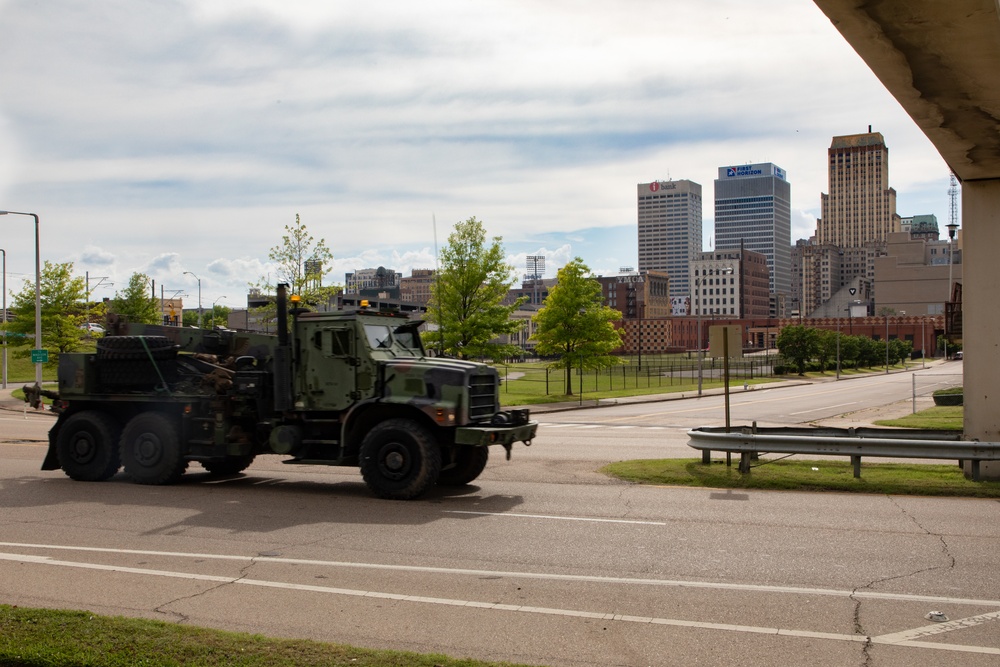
<box><xmin>601</xmin><ymin>458</ymin><xmax>1000</xmax><ymax>498</ymax></box>
<box><xmin>874</xmin><ymin>405</ymin><xmax>962</xmax><ymax>430</ymax></box>
<box><xmin>0</xmin><ymin>605</ymin><xmax>538</xmax><ymax>667</ymax></box>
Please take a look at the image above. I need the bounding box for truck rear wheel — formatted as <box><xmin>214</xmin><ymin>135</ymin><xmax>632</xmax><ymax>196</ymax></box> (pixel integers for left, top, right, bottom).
<box><xmin>55</xmin><ymin>411</ymin><xmax>122</xmax><ymax>481</ymax></box>
<box><xmin>359</xmin><ymin>419</ymin><xmax>441</xmax><ymax>499</ymax></box>
<box><xmin>438</xmin><ymin>446</ymin><xmax>489</xmax><ymax>486</ymax></box>
<box><xmin>121</xmin><ymin>412</ymin><xmax>187</xmax><ymax>485</ymax></box>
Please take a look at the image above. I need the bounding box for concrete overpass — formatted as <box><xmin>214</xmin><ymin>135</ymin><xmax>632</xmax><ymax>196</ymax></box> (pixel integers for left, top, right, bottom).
<box><xmin>812</xmin><ymin>0</ymin><xmax>1000</xmax><ymax>476</ymax></box>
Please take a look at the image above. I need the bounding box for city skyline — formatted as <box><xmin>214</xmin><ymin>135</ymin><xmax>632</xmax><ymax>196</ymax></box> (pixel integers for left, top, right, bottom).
<box><xmin>0</xmin><ymin>1</ymin><xmax>955</xmax><ymax>307</ymax></box>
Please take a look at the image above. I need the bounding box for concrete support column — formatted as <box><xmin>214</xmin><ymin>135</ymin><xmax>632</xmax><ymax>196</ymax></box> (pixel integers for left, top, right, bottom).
<box><xmin>961</xmin><ymin>179</ymin><xmax>1000</xmax><ymax>479</ymax></box>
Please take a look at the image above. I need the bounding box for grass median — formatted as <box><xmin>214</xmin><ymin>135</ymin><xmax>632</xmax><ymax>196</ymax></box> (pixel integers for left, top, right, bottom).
<box><xmin>0</xmin><ymin>605</ymin><xmax>537</xmax><ymax>667</ymax></box>
<box><xmin>601</xmin><ymin>458</ymin><xmax>998</xmax><ymax>497</ymax></box>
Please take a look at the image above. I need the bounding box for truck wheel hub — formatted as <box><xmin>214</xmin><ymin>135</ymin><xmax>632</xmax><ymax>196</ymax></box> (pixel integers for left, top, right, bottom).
<box><xmin>135</xmin><ymin>434</ymin><xmax>162</xmax><ymax>465</ymax></box>
<box><xmin>377</xmin><ymin>443</ymin><xmax>410</xmax><ymax>480</ymax></box>
<box><xmin>70</xmin><ymin>435</ymin><xmax>96</xmax><ymax>463</ymax></box>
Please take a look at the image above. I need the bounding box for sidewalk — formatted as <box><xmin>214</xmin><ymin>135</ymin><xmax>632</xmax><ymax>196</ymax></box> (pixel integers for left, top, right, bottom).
<box><xmin>0</xmin><ymin>381</ymin><xmax>56</xmax><ymax>415</ymax></box>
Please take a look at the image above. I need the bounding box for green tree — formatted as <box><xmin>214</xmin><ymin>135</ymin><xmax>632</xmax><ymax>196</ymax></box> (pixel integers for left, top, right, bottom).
<box><xmin>206</xmin><ymin>304</ymin><xmax>232</xmax><ymax>328</ymax></box>
<box><xmin>857</xmin><ymin>335</ymin><xmax>882</xmax><ymax>368</ymax></box>
<box><xmin>888</xmin><ymin>338</ymin><xmax>912</xmax><ymax>367</ymax></box>
<box><xmin>7</xmin><ymin>261</ymin><xmax>87</xmax><ymax>354</ymax></box>
<box><xmin>109</xmin><ymin>272</ymin><xmax>159</xmax><ymax>325</ymax></box>
<box><xmin>839</xmin><ymin>334</ymin><xmax>861</xmax><ymax>369</ymax></box>
<box><xmin>816</xmin><ymin>329</ymin><xmax>838</xmax><ymax>372</ymax></box>
<box><xmin>251</xmin><ymin>214</ymin><xmax>338</xmax><ymax>327</ymax></box>
<box><xmin>423</xmin><ymin>217</ymin><xmax>526</xmax><ymax>360</ymax></box>
<box><xmin>776</xmin><ymin>325</ymin><xmax>820</xmax><ymax>375</ymax></box>
<box><xmin>531</xmin><ymin>258</ymin><xmax>624</xmax><ymax>395</ymax></box>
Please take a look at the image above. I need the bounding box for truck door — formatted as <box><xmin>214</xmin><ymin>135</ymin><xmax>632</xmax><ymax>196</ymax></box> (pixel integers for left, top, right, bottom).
<box><xmin>303</xmin><ymin>325</ymin><xmax>357</xmax><ymax>411</ymax></box>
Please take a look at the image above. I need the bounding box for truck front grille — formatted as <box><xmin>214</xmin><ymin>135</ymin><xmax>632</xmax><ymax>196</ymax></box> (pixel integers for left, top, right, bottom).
<box><xmin>468</xmin><ymin>373</ymin><xmax>498</xmax><ymax>421</ymax></box>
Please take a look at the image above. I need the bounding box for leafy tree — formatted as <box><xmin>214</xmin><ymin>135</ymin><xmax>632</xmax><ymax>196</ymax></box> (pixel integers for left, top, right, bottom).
<box><xmin>423</xmin><ymin>217</ymin><xmax>526</xmax><ymax>361</ymax></box>
<box><xmin>251</xmin><ymin>214</ymin><xmax>338</xmax><ymax>327</ymax></box>
<box><xmin>7</xmin><ymin>261</ymin><xmax>87</xmax><ymax>354</ymax></box>
<box><xmin>888</xmin><ymin>338</ymin><xmax>912</xmax><ymax>367</ymax></box>
<box><xmin>531</xmin><ymin>258</ymin><xmax>623</xmax><ymax>395</ymax></box>
<box><xmin>856</xmin><ymin>335</ymin><xmax>882</xmax><ymax>368</ymax></box>
<box><xmin>206</xmin><ymin>304</ymin><xmax>232</xmax><ymax>328</ymax></box>
<box><xmin>816</xmin><ymin>329</ymin><xmax>838</xmax><ymax>372</ymax></box>
<box><xmin>109</xmin><ymin>272</ymin><xmax>159</xmax><ymax>325</ymax></box>
<box><xmin>839</xmin><ymin>334</ymin><xmax>861</xmax><ymax>369</ymax></box>
<box><xmin>937</xmin><ymin>334</ymin><xmax>961</xmax><ymax>358</ymax></box>
<box><xmin>775</xmin><ymin>325</ymin><xmax>820</xmax><ymax>375</ymax></box>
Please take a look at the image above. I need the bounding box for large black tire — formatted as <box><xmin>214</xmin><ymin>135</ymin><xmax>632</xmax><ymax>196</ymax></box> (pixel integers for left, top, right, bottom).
<box><xmin>97</xmin><ymin>336</ymin><xmax>175</xmax><ymax>361</ymax></box>
<box><xmin>200</xmin><ymin>455</ymin><xmax>256</xmax><ymax>476</ymax></box>
<box><xmin>97</xmin><ymin>337</ymin><xmax>178</xmax><ymax>388</ymax></box>
<box><xmin>55</xmin><ymin>411</ymin><xmax>122</xmax><ymax>481</ymax></box>
<box><xmin>120</xmin><ymin>412</ymin><xmax>187</xmax><ymax>485</ymax></box>
<box><xmin>438</xmin><ymin>446</ymin><xmax>489</xmax><ymax>486</ymax></box>
<box><xmin>359</xmin><ymin>419</ymin><xmax>441</xmax><ymax>500</ymax></box>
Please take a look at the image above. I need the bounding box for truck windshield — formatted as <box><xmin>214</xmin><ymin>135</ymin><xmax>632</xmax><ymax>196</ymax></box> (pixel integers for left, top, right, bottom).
<box><xmin>364</xmin><ymin>324</ymin><xmax>393</xmax><ymax>349</ymax></box>
<box><xmin>392</xmin><ymin>325</ymin><xmax>422</xmax><ymax>352</ymax></box>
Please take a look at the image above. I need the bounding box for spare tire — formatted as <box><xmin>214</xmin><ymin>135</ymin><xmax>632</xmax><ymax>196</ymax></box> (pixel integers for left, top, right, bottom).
<box><xmin>97</xmin><ymin>336</ymin><xmax>176</xmax><ymax>361</ymax></box>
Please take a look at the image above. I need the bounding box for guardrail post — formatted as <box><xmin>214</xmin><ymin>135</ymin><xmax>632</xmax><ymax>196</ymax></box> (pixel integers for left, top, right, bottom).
<box><xmin>851</xmin><ymin>456</ymin><xmax>861</xmax><ymax>478</ymax></box>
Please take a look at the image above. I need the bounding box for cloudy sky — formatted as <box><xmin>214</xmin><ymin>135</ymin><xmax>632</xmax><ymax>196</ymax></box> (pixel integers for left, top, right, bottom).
<box><xmin>0</xmin><ymin>0</ymin><xmax>954</xmax><ymax>309</ymax></box>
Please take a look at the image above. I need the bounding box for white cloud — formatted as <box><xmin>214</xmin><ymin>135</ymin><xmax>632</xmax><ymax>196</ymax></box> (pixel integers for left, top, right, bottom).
<box><xmin>0</xmin><ymin>0</ymin><xmax>953</xmax><ymax>302</ymax></box>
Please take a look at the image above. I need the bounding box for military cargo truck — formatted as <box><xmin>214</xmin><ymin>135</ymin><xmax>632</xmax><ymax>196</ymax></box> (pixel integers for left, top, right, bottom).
<box><xmin>42</xmin><ymin>284</ymin><xmax>536</xmax><ymax>499</ymax></box>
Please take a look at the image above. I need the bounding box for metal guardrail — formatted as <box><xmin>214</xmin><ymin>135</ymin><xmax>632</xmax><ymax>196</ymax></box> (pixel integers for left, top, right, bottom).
<box><xmin>687</xmin><ymin>425</ymin><xmax>998</xmax><ymax>481</ymax></box>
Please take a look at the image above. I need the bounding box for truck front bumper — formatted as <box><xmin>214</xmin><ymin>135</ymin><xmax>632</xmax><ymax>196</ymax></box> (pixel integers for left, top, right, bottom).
<box><xmin>454</xmin><ymin>421</ymin><xmax>537</xmax><ymax>448</ymax></box>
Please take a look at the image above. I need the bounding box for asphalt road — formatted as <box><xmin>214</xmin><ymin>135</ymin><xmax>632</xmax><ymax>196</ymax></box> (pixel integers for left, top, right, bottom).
<box><xmin>3</xmin><ymin>364</ymin><xmax>997</xmax><ymax>666</ymax></box>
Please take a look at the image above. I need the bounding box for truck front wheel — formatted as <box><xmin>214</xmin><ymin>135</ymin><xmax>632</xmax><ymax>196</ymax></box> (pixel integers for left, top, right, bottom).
<box><xmin>438</xmin><ymin>446</ymin><xmax>489</xmax><ymax>486</ymax></box>
<box><xmin>359</xmin><ymin>419</ymin><xmax>441</xmax><ymax>499</ymax></box>
<box><xmin>55</xmin><ymin>411</ymin><xmax>122</xmax><ymax>481</ymax></box>
<box><xmin>121</xmin><ymin>413</ymin><xmax>187</xmax><ymax>485</ymax></box>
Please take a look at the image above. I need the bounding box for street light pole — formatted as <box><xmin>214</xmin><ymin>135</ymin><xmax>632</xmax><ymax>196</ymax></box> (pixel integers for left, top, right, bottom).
<box><xmin>945</xmin><ymin>221</ymin><xmax>958</xmax><ymax>358</ymax></box>
<box><xmin>184</xmin><ymin>271</ymin><xmax>202</xmax><ymax>326</ymax></box>
<box><xmin>1</xmin><ymin>247</ymin><xmax>6</xmax><ymax>389</ymax></box>
<box><xmin>885</xmin><ymin>311</ymin><xmax>890</xmax><ymax>373</ymax></box>
<box><xmin>212</xmin><ymin>295</ymin><xmax>227</xmax><ymax>328</ymax></box>
<box><xmin>0</xmin><ymin>210</ymin><xmax>42</xmax><ymax>387</ymax></box>
<box><xmin>695</xmin><ymin>277</ymin><xmax>704</xmax><ymax>395</ymax></box>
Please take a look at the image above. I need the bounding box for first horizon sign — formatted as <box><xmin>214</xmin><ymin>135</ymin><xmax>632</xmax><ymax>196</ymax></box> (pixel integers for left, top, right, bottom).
<box><xmin>31</xmin><ymin>349</ymin><xmax>49</xmax><ymax>364</ymax></box>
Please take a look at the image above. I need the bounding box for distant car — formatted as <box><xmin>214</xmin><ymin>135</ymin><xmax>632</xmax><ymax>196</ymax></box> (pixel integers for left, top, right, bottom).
<box><xmin>80</xmin><ymin>323</ymin><xmax>105</xmax><ymax>334</ymax></box>
<box><xmin>954</xmin><ymin>350</ymin><xmax>963</xmax><ymax>360</ymax></box>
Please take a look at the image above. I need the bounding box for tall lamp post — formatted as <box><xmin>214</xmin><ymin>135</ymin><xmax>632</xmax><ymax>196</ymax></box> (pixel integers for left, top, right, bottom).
<box><xmin>212</xmin><ymin>295</ymin><xmax>227</xmax><ymax>328</ymax></box>
<box><xmin>0</xmin><ymin>210</ymin><xmax>42</xmax><ymax>388</ymax></box>
<box><xmin>694</xmin><ymin>277</ymin><xmax>704</xmax><ymax>395</ymax></box>
<box><xmin>183</xmin><ymin>271</ymin><xmax>202</xmax><ymax>326</ymax></box>
<box><xmin>945</xmin><ymin>221</ymin><xmax>958</xmax><ymax>358</ymax></box>
<box><xmin>1</xmin><ymin>247</ymin><xmax>6</xmax><ymax>389</ymax></box>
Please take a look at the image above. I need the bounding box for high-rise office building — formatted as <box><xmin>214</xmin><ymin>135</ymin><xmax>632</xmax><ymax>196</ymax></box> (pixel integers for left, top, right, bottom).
<box><xmin>714</xmin><ymin>163</ymin><xmax>791</xmax><ymax>302</ymax></box>
<box><xmin>637</xmin><ymin>179</ymin><xmax>702</xmax><ymax>300</ymax></box>
<box><xmin>816</xmin><ymin>131</ymin><xmax>900</xmax><ymax>249</ymax></box>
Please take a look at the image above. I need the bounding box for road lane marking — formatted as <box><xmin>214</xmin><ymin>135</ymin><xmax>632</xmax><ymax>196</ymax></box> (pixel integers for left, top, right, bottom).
<box><xmin>0</xmin><ymin>549</ymin><xmax>995</xmax><ymax>655</ymax></box>
<box><xmin>789</xmin><ymin>402</ymin><xmax>859</xmax><ymax>415</ymax></box>
<box><xmin>444</xmin><ymin>510</ymin><xmax>668</xmax><ymax>525</ymax></box>
<box><xmin>873</xmin><ymin>610</ymin><xmax>1000</xmax><ymax>644</ymax></box>
<box><xmin>2</xmin><ymin>543</ymin><xmax>998</xmax><ymax>608</ymax></box>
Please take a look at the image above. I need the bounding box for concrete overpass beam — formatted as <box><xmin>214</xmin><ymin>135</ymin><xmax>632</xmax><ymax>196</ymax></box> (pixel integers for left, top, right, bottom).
<box><xmin>962</xmin><ymin>178</ymin><xmax>1000</xmax><ymax>479</ymax></box>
